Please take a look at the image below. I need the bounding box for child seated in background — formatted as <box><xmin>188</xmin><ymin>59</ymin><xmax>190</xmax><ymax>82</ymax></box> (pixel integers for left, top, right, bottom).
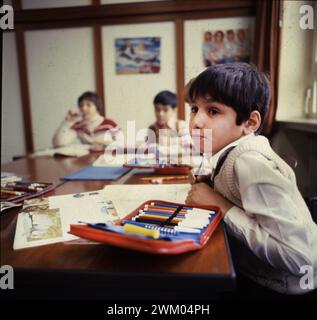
<box><xmin>147</xmin><ymin>90</ymin><xmax>190</xmax><ymax>154</ymax></box>
<box><xmin>53</xmin><ymin>91</ymin><xmax>120</xmax><ymax>149</ymax></box>
<box><xmin>185</xmin><ymin>63</ymin><xmax>317</xmax><ymax>295</ymax></box>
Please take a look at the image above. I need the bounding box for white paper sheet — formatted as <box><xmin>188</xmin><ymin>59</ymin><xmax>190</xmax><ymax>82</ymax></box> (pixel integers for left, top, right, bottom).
<box><xmin>49</xmin><ymin>190</ymin><xmax>120</xmax><ymax>241</ymax></box>
<box><xmin>102</xmin><ymin>184</ymin><xmax>191</xmax><ymax>219</ymax></box>
<box><xmin>13</xmin><ymin>190</ymin><xmax>120</xmax><ymax>249</ymax></box>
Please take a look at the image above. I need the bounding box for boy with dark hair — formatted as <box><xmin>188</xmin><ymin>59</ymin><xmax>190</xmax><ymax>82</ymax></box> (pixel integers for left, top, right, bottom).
<box><xmin>186</xmin><ymin>63</ymin><xmax>317</xmax><ymax>294</ymax></box>
<box><xmin>53</xmin><ymin>91</ymin><xmax>119</xmax><ymax>149</ymax></box>
<box><xmin>153</xmin><ymin>90</ymin><xmax>177</xmax><ymax>108</ymax></box>
<box><xmin>77</xmin><ymin>91</ymin><xmax>103</xmax><ymax>114</ymax></box>
<box><xmin>148</xmin><ymin>90</ymin><xmax>188</xmax><ymax>147</ymax></box>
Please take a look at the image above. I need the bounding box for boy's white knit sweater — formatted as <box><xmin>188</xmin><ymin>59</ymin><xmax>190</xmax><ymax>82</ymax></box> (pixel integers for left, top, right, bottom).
<box><xmin>213</xmin><ymin>134</ymin><xmax>317</xmax><ymax>294</ymax></box>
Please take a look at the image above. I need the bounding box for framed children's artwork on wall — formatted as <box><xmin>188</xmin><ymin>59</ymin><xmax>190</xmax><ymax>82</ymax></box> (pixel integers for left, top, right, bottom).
<box><xmin>115</xmin><ymin>37</ymin><xmax>161</xmax><ymax>74</ymax></box>
<box><xmin>202</xmin><ymin>28</ymin><xmax>251</xmax><ymax>66</ymax></box>
<box><xmin>184</xmin><ymin>17</ymin><xmax>255</xmax><ymax>120</ymax></box>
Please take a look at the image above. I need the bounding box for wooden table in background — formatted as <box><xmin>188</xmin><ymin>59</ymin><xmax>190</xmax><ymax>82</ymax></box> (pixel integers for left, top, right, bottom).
<box><xmin>0</xmin><ymin>154</ymin><xmax>235</xmax><ymax>299</ymax></box>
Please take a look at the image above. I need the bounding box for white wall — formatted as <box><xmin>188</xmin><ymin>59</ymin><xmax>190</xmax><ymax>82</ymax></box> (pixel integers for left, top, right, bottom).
<box><xmin>1</xmin><ymin>32</ymin><xmax>26</xmax><ymax>164</ymax></box>
<box><xmin>24</xmin><ymin>28</ymin><xmax>96</xmax><ymax>151</ymax></box>
<box><xmin>276</xmin><ymin>0</ymin><xmax>314</xmax><ymax>120</ymax></box>
<box><xmin>102</xmin><ymin>22</ymin><xmax>176</xmax><ymax>146</ymax></box>
<box><xmin>184</xmin><ymin>17</ymin><xmax>255</xmax><ymax>120</ymax></box>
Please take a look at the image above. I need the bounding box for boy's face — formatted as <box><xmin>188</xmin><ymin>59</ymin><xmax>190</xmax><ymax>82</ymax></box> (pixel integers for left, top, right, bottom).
<box><xmin>189</xmin><ymin>96</ymin><xmax>245</xmax><ymax>155</ymax></box>
<box><xmin>154</xmin><ymin>103</ymin><xmax>175</xmax><ymax>126</ymax></box>
<box><xmin>79</xmin><ymin>99</ymin><xmax>99</xmax><ymax>120</ymax></box>
<box><xmin>227</xmin><ymin>33</ymin><xmax>234</xmax><ymax>41</ymax></box>
<box><xmin>215</xmin><ymin>32</ymin><xmax>224</xmax><ymax>42</ymax></box>
<box><xmin>204</xmin><ymin>32</ymin><xmax>212</xmax><ymax>42</ymax></box>
<box><xmin>237</xmin><ymin>31</ymin><xmax>245</xmax><ymax>42</ymax></box>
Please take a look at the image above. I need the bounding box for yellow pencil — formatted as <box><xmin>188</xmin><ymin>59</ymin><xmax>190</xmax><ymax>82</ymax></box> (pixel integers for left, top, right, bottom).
<box><xmin>123</xmin><ymin>223</ymin><xmax>160</xmax><ymax>239</ymax></box>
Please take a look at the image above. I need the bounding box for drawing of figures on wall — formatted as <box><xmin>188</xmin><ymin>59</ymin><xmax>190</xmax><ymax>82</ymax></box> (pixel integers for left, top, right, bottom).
<box><xmin>203</xmin><ymin>28</ymin><xmax>251</xmax><ymax>66</ymax></box>
<box><xmin>115</xmin><ymin>37</ymin><xmax>161</xmax><ymax>74</ymax></box>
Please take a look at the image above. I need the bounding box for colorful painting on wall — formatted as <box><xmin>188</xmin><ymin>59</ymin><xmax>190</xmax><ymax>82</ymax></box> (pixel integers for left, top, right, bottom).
<box><xmin>115</xmin><ymin>37</ymin><xmax>161</xmax><ymax>74</ymax></box>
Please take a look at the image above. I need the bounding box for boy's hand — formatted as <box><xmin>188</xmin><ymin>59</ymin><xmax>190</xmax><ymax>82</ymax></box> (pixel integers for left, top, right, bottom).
<box><xmin>65</xmin><ymin>109</ymin><xmax>82</xmax><ymax>124</ymax></box>
<box><xmin>188</xmin><ymin>171</ymin><xmax>211</xmax><ymax>185</ymax></box>
<box><xmin>186</xmin><ymin>183</ymin><xmax>234</xmax><ymax>216</ymax></box>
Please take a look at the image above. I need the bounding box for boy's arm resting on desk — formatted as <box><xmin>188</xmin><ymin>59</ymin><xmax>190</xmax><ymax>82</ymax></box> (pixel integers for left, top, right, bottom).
<box><xmin>52</xmin><ymin>121</ymin><xmax>77</xmax><ymax>147</ymax></box>
<box><xmin>186</xmin><ymin>180</ymin><xmax>234</xmax><ymax>215</ymax></box>
<box><xmin>224</xmin><ymin>151</ymin><xmax>316</xmax><ymax>276</ymax></box>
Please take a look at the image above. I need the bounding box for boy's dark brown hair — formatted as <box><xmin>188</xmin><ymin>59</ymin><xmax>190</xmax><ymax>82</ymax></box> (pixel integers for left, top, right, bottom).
<box><xmin>188</xmin><ymin>63</ymin><xmax>271</xmax><ymax>133</ymax></box>
<box><xmin>78</xmin><ymin>91</ymin><xmax>102</xmax><ymax>114</ymax></box>
<box><xmin>153</xmin><ymin>90</ymin><xmax>177</xmax><ymax>109</ymax></box>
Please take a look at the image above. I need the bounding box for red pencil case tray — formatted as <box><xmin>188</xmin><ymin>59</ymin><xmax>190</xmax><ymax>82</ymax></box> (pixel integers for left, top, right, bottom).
<box><xmin>3</xmin><ymin>182</ymin><xmax>55</xmax><ymax>203</ymax></box>
<box><xmin>69</xmin><ymin>200</ymin><xmax>222</xmax><ymax>255</ymax></box>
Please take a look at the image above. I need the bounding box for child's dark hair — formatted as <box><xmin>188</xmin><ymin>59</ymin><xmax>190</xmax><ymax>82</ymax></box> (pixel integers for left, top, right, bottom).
<box><xmin>78</xmin><ymin>91</ymin><xmax>102</xmax><ymax>113</ymax></box>
<box><xmin>188</xmin><ymin>63</ymin><xmax>271</xmax><ymax>133</ymax></box>
<box><xmin>153</xmin><ymin>90</ymin><xmax>177</xmax><ymax>108</ymax></box>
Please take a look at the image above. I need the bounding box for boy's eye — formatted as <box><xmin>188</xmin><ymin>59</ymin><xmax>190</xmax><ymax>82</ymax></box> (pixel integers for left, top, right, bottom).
<box><xmin>191</xmin><ymin>106</ymin><xmax>198</xmax><ymax>113</ymax></box>
<box><xmin>208</xmin><ymin>107</ymin><xmax>220</xmax><ymax>115</ymax></box>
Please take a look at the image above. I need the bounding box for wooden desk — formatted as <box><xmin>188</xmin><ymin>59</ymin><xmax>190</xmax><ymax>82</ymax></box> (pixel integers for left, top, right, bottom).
<box><xmin>1</xmin><ymin>154</ymin><xmax>236</xmax><ymax>299</ymax></box>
